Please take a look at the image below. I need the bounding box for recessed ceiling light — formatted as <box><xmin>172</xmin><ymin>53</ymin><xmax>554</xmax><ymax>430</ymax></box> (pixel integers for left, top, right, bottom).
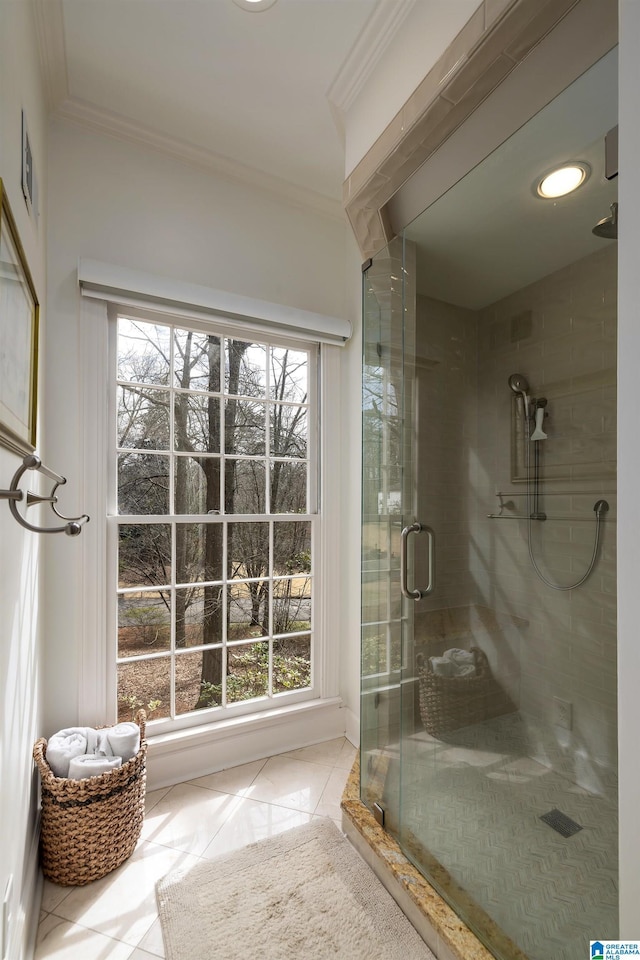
<box><xmin>233</xmin><ymin>0</ymin><xmax>278</xmax><ymax>10</ymax></box>
<box><xmin>536</xmin><ymin>162</ymin><xmax>590</xmax><ymax>199</ymax></box>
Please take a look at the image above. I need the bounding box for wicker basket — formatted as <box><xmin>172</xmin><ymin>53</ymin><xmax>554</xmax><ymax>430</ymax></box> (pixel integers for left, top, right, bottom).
<box><xmin>416</xmin><ymin>647</ymin><xmax>505</xmax><ymax>737</ymax></box>
<box><xmin>33</xmin><ymin>711</ymin><xmax>147</xmax><ymax>886</ymax></box>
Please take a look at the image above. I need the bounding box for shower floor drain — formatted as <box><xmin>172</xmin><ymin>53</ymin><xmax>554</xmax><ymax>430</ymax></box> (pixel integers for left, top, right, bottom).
<box><xmin>539</xmin><ymin>808</ymin><xmax>583</xmax><ymax>837</ymax></box>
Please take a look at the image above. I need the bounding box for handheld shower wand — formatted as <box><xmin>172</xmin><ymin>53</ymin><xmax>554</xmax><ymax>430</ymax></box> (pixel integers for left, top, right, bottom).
<box><xmin>530</xmin><ymin>399</ymin><xmax>548</xmax><ymax>441</ymax></box>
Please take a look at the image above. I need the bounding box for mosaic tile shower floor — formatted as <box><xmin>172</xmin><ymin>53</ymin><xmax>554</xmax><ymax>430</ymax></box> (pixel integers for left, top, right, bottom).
<box><xmin>388</xmin><ymin>714</ymin><xmax>618</xmax><ymax>960</ymax></box>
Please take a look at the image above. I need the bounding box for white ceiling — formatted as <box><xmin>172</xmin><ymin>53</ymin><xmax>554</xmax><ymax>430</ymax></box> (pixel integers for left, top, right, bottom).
<box><xmin>38</xmin><ymin>0</ymin><xmax>618</xmax><ymax>303</ymax></box>
<box><xmin>37</xmin><ymin>0</ymin><xmax>399</xmax><ymax>213</ymax></box>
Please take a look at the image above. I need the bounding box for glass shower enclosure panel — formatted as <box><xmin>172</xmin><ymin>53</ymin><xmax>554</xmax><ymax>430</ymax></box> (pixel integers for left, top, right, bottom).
<box><xmin>360</xmin><ymin>45</ymin><xmax>618</xmax><ymax>960</ymax></box>
<box><xmin>361</xmin><ymin>238</ymin><xmax>418</xmax><ymax>833</ymax></box>
<box><xmin>392</xmin><ymin>49</ymin><xmax>619</xmax><ymax>960</ymax></box>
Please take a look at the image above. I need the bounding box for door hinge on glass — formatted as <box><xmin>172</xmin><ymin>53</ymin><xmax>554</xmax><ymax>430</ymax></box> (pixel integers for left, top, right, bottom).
<box><xmin>373</xmin><ymin>802</ymin><xmax>385</xmax><ymax>827</ymax></box>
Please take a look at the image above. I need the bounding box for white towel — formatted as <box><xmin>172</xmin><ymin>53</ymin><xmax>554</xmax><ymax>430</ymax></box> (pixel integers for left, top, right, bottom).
<box><xmin>68</xmin><ymin>754</ymin><xmax>122</xmax><ymax>780</ymax></box>
<box><xmin>429</xmin><ymin>656</ymin><xmax>456</xmax><ymax>677</ymax></box>
<box><xmin>95</xmin><ymin>729</ymin><xmax>114</xmax><ymax>757</ymax></box>
<box><xmin>46</xmin><ymin>728</ymin><xmax>89</xmax><ymax>778</ymax></box>
<box><xmin>433</xmin><ymin>648</ymin><xmax>477</xmax><ymax>678</ymax></box>
<box><xmin>106</xmin><ymin>722</ymin><xmax>140</xmax><ymax>762</ymax></box>
<box><xmin>444</xmin><ymin>648</ymin><xmax>475</xmax><ymax>668</ymax></box>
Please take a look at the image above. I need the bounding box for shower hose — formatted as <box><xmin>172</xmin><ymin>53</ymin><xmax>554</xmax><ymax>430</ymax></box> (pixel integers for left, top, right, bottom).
<box><xmin>524</xmin><ymin>429</ymin><xmax>606</xmax><ymax>591</ymax></box>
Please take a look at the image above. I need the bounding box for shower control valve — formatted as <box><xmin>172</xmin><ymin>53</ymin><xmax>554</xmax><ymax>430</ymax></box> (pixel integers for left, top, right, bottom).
<box><xmin>530</xmin><ymin>396</ymin><xmax>548</xmax><ymax>415</ymax></box>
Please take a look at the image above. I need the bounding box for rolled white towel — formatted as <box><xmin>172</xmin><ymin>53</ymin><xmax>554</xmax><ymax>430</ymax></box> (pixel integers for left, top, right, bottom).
<box><xmin>68</xmin><ymin>754</ymin><xmax>122</xmax><ymax>780</ymax></box>
<box><xmin>95</xmin><ymin>729</ymin><xmax>114</xmax><ymax>757</ymax></box>
<box><xmin>106</xmin><ymin>722</ymin><xmax>140</xmax><ymax>762</ymax></box>
<box><xmin>443</xmin><ymin>648</ymin><xmax>475</xmax><ymax>668</ymax></box>
<box><xmin>429</xmin><ymin>648</ymin><xmax>477</xmax><ymax>678</ymax></box>
<box><xmin>46</xmin><ymin>728</ymin><xmax>89</xmax><ymax>778</ymax></box>
<box><xmin>428</xmin><ymin>656</ymin><xmax>456</xmax><ymax>677</ymax></box>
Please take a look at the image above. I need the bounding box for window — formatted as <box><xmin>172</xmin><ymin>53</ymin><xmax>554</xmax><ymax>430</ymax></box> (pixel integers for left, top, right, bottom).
<box><xmin>112</xmin><ymin>314</ymin><xmax>318</xmax><ymax>727</ymax></box>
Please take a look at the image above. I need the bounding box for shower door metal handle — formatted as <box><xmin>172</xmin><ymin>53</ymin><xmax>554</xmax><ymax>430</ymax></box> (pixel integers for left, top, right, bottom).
<box><xmin>400</xmin><ymin>522</ymin><xmax>435</xmax><ymax>600</ymax></box>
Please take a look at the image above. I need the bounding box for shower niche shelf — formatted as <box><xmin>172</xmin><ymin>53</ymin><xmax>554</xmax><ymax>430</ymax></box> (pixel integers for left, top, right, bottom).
<box><xmin>487</xmin><ymin>512</ymin><xmax>610</xmax><ymax>521</ymax></box>
<box><xmin>489</xmin><ymin>492</ymin><xmax>611</xmax><ymax>522</ymax></box>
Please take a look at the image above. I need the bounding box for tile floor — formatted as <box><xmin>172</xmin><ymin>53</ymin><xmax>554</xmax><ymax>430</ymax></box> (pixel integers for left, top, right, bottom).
<box><xmin>35</xmin><ymin>737</ymin><xmax>356</xmax><ymax>960</ymax></box>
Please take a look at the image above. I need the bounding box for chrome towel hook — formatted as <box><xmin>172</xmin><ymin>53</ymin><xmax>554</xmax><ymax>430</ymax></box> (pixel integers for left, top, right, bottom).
<box><xmin>0</xmin><ymin>454</ymin><xmax>90</xmax><ymax>536</ymax></box>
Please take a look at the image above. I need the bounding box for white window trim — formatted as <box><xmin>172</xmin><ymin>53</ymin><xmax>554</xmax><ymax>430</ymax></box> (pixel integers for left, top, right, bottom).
<box><xmin>78</xmin><ymin>289</ymin><xmax>345</xmax><ymax>783</ymax></box>
<box><xmin>78</xmin><ymin>258</ymin><xmax>352</xmax><ymax>345</ymax></box>
<box><xmin>109</xmin><ymin>311</ymin><xmax>320</xmax><ymax>734</ymax></box>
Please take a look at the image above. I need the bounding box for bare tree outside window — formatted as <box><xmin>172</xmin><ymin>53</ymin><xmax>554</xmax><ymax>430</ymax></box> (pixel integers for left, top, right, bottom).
<box><xmin>115</xmin><ymin>318</ymin><xmax>314</xmax><ymax>722</ymax></box>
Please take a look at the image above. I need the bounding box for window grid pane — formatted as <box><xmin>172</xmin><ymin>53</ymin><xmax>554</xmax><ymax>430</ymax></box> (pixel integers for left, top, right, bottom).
<box><xmin>115</xmin><ymin>317</ymin><xmax>315</xmax><ymax>723</ymax></box>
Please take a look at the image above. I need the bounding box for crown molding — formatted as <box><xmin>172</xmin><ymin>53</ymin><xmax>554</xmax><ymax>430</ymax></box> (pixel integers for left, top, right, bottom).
<box><xmin>33</xmin><ymin>0</ymin><xmax>69</xmax><ymax>112</ymax></box>
<box><xmin>33</xmin><ymin>0</ymin><xmax>344</xmax><ymax>222</ymax></box>
<box><xmin>327</xmin><ymin>0</ymin><xmax>416</xmax><ymax>130</ymax></box>
<box><xmin>54</xmin><ymin>96</ymin><xmax>345</xmax><ymax>222</ymax></box>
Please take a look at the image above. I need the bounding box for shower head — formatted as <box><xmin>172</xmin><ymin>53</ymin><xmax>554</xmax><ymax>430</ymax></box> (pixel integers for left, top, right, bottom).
<box><xmin>508</xmin><ymin>374</ymin><xmax>529</xmax><ymax>395</ymax></box>
<box><xmin>592</xmin><ymin>201</ymin><xmax>618</xmax><ymax>240</ymax></box>
<box><xmin>508</xmin><ymin>373</ymin><xmax>530</xmax><ymax>419</ymax></box>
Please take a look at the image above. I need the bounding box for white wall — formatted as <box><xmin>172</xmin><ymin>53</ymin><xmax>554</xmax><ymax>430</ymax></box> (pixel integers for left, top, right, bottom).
<box><xmin>616</xmin><ymin>0</ymin><xmax>640</xmax><ymax>931</ymax></box>
<box><xmin>44</xmin><ymin>119</ymin><xmax>352</xmax><ymax>738</ymax></box>
<box><xmin>340</xmin><ymin>231</ymin><xmax>365</xmax><ymax>742</ymax></box>
<box><xmin>0</xmin><ymin>3</ymin><xmax>48</xmax><ymax>958</ymax></box>
<box><xmin>343</xmin><ymin>0</ymin><xmax>481</xmax><ymax>176</ymax></box>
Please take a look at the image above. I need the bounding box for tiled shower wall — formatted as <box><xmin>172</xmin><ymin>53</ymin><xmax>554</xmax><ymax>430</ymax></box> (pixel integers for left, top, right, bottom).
<box><xmin>414</xmin><ymin>243</ymin><xmax>617</xmax><ymax>792</ymax></box>
<box><xmin>414</xmin><ymin>294</ymin><xmax>479</xmax><ymax>613</ymax></box>
<box><xmin>476</xmin><ymin>244</ymin><xmax>617</xmax><ymax>791</ymax></box>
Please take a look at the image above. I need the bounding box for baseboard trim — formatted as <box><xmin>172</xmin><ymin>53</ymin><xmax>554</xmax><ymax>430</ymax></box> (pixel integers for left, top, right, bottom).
<box><xmin>20</xmin><ymin>812</ymin><xmax>42</xmax><ymax>960</ymax></box>
<box><xmin>344</xmin><ymin>706</ymin><xmax>360</xmax><ymax>747</ymax></box>
<box><xmin>146</xmin><ymin>697</ymin><xmax>346</xmax><ymax>790</ymax></box>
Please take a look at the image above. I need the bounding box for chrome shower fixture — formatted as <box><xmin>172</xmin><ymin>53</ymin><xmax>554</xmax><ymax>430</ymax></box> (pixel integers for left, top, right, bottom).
<box><xmin>506</xmin><ymin>373</ymin><xmax>605</xmax><ymax>590</ymax></box>
<box><xmin>508</xmin><ymin>373</ymin><xmax>530</xmax><ymax>420</ymax></box>
<box><xmin>592</xmin><ymin>201</ymin><xmax>618</xmax><ymax>239</ymax></box>
<box><xmin>531</xmin><ymin>398</ymin><xmax>548</xmax><ymax>441</ymax></box>
<box><xmin>508</xmin><ymin>373</ymin><xmax>529</xmax><ymax>394</ymax></box>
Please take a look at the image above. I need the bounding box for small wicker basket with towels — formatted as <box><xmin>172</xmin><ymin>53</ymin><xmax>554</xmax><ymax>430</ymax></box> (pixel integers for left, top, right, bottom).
<box><xmin>416</xmin><ymin>648</ymin><xmax>513</xmax><ymax>737</ymax></box>
<box><xmin>33</xmin><ymin>710</ymin><xmax>147</xmax><ymax>885</ymax></box>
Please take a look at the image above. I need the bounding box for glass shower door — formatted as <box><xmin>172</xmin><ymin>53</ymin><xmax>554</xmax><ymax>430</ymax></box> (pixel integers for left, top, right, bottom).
<box><xmin>360</xmin><ymin>237</ymin><xmax>419</xmax><ymax>833</ymax></box>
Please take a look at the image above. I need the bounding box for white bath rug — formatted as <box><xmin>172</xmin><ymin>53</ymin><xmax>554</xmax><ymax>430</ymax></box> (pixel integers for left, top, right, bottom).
<box><xmin>156</xmin><ymin>818</ymin><xmax>436</xmax><ymax>960</ymax></box>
